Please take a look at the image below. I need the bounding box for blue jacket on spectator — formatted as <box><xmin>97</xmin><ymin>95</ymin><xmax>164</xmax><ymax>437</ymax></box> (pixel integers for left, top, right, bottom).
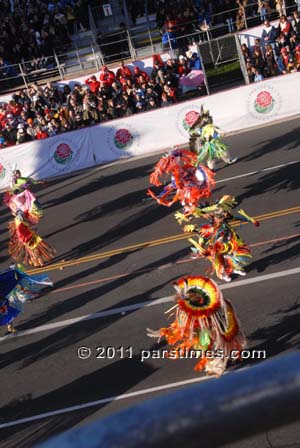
<box><xmin>162</xmin><ymin>31</ymin><xmax>178</xmax><ymax>49</ymax></box>
<box><xmin>254</xmin><ymin>72</ymin><xmax>264</xmax><ymax>82</ymax></box>
<box><xmin>0</xmin><ymin>59</ymin><xmax>17</xmax><ymax>77</ymax></box>
<box><xmin>261</xmin><ymin>25</ymin><xmax>277</xmax><ymax>44</ymax></box>
<box><xmin>189</xmin><ymin>53</ymin><xmax>202</xmax><ymax>70</ymax></box>
<box><xmin>276</xmin><ymin>55</ymin><xmax>286</xmax><ymax>73</ymax></box>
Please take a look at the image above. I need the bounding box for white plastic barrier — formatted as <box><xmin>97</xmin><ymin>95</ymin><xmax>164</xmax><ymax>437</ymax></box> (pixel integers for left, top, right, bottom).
<box><xmin>92</xmin><ymin>72</ymin><xmax>300</xmax><ymax>161</ymax></box>
<box><xmin>0</xmin><ymin>71</ymin><xmax>299</xmax><ymax>188</ymax></box>
<box><xmin>0</xmin><ymin>128</ymin><xmax>95</xmax><ymax>189</ymax></box>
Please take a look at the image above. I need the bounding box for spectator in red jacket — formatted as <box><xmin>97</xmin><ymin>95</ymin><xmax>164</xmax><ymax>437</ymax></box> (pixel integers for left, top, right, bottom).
<box><xmin>116</xmin><ymin>60</ymin><xmax>132</xmax><ymax>87</ymax></box>
<box><xmin>99</xmin><ymin>66</ymin><xmax>116</xmax><ymax>88</ymax></box>
<box><xmin>177</xmin><ymin>55</ymin><xmax>190</xmax><ymax>76</ymax></box>
<box><xmin>0</xmin><ymin>104</ymin><xmax>7</xmax><ymax>127</ymax></box>
<box><xmin>8</xmin><ymin>100</ymin><xmax>22</xmax><ymax>116</ymax></box>
<box><xmin>133</xmin><ymin>66</ymin><xmax>149</xmax><ymax>84</ymax></box>
<box><xmin>280</xmin><ymin>47</ymin><xmax>297</xmax><ymax>72</ymax></box>
<box><xmin>163</xmin><ymin>84</ymin><xmax>177</xmax><ymax>103</ymax></box>
<box><xmin>294</xmin><ymin>45</ymin><xmax>300</xmax><ymax>69</ymax></box>
<box><xmin>85</xmin><ymin>75</ymin><xmax>100</xmax><ymax>94</ymax></box>
<box><xmin>35</xmin><ymin>126</ymin><xmax>49</xmax><ymax>140</ymax></box>
<box><xmin>278</xmin><ymin>15</ymin><xmax>292</xmax><ymax>37</ymax></box>
<box><xmin>164</xmin><ymin>17</ymin><xmax>179</xmax><ymax>33</ymax></box>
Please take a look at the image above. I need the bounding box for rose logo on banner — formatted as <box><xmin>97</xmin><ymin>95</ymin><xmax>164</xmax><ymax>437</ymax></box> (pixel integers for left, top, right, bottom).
<box><xmin>54</xmin><ymin>143</ymin><xmax>73</xmax><ymax>165</ymax></box>
<box><xmin>176</xmin><ymin>103</ymin><xmax>207</xmax><ymax>138</ymax></box>
<box><xmin>49</xmin><ymin>135</ymin><xmax>83</xmax><ymax>174</ymax></box>
<box><xmin>114</xmin><ymin>129</ymin><xmax>133</xmax><ymax>150</ymax></box>
<box><xmin>254</xmin><ymin>91</ymin><xmax>274</xmax><ymax>114</ymax></box>
<box><xmin>107</xmin><ymin>124</ymin><xmax>139</xmax><ymax>156</ymax></box>
<box><xmin>0</xmin><ymin>162</ymin><xmax>6</xmax><ymax>179</ymax></box>
<box><xmin>248</xmin><ymin>85</ymin><xmax>281</xmax><ymax>120</ymax></box>
<box><xmin>182</xmin><ymin>110</ymin><xmax>200</xmax><ymax>131</ymax></box>
<box><xmin>0</xmin><ymin>156</ymin><xmax>13</xmax><ymax>187</ymax></box>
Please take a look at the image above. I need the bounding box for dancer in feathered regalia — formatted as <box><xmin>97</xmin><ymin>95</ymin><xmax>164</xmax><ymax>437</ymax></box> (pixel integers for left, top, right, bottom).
<box><xmin>147</xmin><ymin>148</ymin><xmax>215</xmax><ymax>212</ymax></box>
<box><xmin>197</xmin><ymin>119</ymin><xmax>237</xmax><ymax>170</ymax></box>
<box><xmin>4</xmin><ymin>169</ymin><xmax>45</xmax><ymax>206</ymax></box>
<box><xmin>4</xmin><ymin>170</ymin><xmax>55</xmax><ymax>267</ymax></box>
<box><xmin>188</xmin><ymin>106</ymin><xmax>212</xmax><ymax>152</ymax></box>
<box><xmin>5</xmin><ymin>189</ymin><xmax>43</xmax><ymax>225</ymax></box>
<box><xmin>176</xmin><ymin>195</ymin><xmax>259</xmax><ymax>282</ymax></box>
<box><xmin>4</xmin><ymin>169</ymin><xmax>44</xmax><ymax>227</ymax></box>
<box><xmin>11</xmin><ymin>169</ymin><xmax>46</xmax><ymax>194</ymax></box>
<box><xmin>188</xmin><ymin>107</ymin><xmax>237</xmax><ymax>170</ymax></box>
<box><xmin>147</xmin><ymin>275</ymin><xmax>246</xmax><ymax>376</ymax></box>
<box><xmin>9</xmin><ymin>210</ymin><xmax>56</xmax><ymax>267</ymax></box>
<box><xmin>0</xmin><ymin>266</ymin><xmax>52</xmax><ymax>333</ymax></box>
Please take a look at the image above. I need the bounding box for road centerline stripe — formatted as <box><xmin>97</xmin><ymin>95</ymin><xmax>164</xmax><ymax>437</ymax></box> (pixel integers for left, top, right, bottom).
<box><xmin>28</xmin><ymin>205</ymin><xmax>300</xmax><ymax>275</ymax></box>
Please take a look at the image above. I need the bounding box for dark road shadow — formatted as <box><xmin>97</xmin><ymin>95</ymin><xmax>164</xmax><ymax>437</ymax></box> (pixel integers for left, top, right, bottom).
<box><xmin>6</xmin><ymin>247</ymin><xmax>190</xmax><ymax>346</ymax></box>
<box><xmin>42</xmin><ymin>161</ymin><xmax>155</xmax><ymax>209</ymax></box>
<box><xmin>236</xmin><ymin>162</ymin><xmax>300</xmax><ymax>204</ymax></box>
<box><xmin>247</xmin><ymin>298</ymin><xmax>300</xmax><ymax>360</ymax></box>
<box><xmin>247</xmin><ymin>236</ymin><xmax>300</xmax><ymax>274</ymax></box>
<box><xmin>0</xmin><ymin>356</ymin><xmax>157</xmax><ymax>448</ymax></box>
<box><xmin>236</xmin><ymin>126</ymin><xmax>300</xmax><ymax>163</ymax></box>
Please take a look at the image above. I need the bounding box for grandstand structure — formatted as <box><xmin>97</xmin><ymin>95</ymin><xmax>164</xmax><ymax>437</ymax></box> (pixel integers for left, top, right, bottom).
<box><xmin>0</xmin><ymin>0</ymin><xmax>296</xmax><ymax>93</ymax></box>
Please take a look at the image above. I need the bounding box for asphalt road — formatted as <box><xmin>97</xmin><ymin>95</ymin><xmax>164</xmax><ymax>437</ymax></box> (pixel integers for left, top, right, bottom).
<box><xmin>1</xmin><ymin>116</ymin><xmax>300</xmax><ymax>448</ymax></box>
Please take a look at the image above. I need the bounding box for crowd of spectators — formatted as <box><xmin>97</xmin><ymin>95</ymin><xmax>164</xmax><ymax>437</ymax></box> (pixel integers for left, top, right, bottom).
<box><xmin>157</xmin><ymin>0</ymin><xmax>241</xmax><ymax>35</ymax></box>
<box><xmin>241</xmin><ymin>10</ymin><xmax>300</xmax><ymax>81</ymax></box>
<box><xmin>0</xmin><ymin>0</ymin><xmax>298</xmax><ymax>82</ymax></box>
<box><xmin>119</xmin><ymin>0</ymin><xmax>297</xmax><ymax>30</ymax></box>
<box><xmin>156</xmin><ymin>0</ymin><xmax>298</xmax><ymax>43</ymax></box>
<box><xmin>0</xmin><ymin>54</ymin><xmax>203</xmax><ymax>148</ymax></box>
<box><xmin>0</xmin><ymin>0</ymin><xmax>89</xmax><ymax>81</ymax></box>
<box><xmin>1</xmin><ymin>0</ymin><xmax>300</xmax><ymax>149</ymax></box>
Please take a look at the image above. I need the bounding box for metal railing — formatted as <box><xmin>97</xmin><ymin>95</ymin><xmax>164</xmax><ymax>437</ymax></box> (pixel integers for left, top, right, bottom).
<box><xmin>97</xmin><ymin>29</ymin><xmax>132</xmax><ymax>63</ymax></box>
<box><xmin>0</xmin><ymin>31</ymin><xmax>243</xmax><ymax>98</ymax></box>
<box><xmin>35</xmin><ymin>352</ymin><xmax>300</xmax><ymax>448</ymax></box>
<box><xmin>0</xmin><ymin>56</ymin><xmax>64</xmax><ymax>93</ymax></box>
<box><xmin>90</xmin><ymin>0</ymin><xmax>292</xmax><ymax>48</ymax></box>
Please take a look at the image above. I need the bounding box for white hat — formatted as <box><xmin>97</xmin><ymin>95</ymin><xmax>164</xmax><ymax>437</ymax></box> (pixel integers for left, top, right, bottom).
<box><xmin>179</xmin><ymin>55</ymin><xmax>186</xmax><ymax>61</ymax></box>
<box><xmin>17</xmin><ymin>123</ymin><xmax>24</xmax><ymax>129</ymax></box>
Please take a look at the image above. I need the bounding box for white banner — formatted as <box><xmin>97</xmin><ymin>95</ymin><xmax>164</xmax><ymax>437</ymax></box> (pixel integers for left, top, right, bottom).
<box><xmin>91</xmin><ymin>106</ymin><xmax>187</xmax><ymax>164</ymax></box>
<box><xmin>0</xmin><ymin>128</ymin><xmax>95</xmax><ymax>189</ymax></box>
<box><xmin>93</xmin><ymin>72</ymin><xmax>300</xmax><ymax>163</ymax></box>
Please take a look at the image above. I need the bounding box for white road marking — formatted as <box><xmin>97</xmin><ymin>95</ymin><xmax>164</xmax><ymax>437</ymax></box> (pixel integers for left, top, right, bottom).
<box><xmin>0</xmin><ymin>375</ymin><xmax>215</xmax><ymax>429</ymax></box>
<box><xmin>216</xmin><ymin>160</ymin><xmax>299</xmax><ymax>184</ymax></box>
<box><xmin>1</xmin><ymin>266</ymin><xmax>300</xmax><ymax>342</ymax></box>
